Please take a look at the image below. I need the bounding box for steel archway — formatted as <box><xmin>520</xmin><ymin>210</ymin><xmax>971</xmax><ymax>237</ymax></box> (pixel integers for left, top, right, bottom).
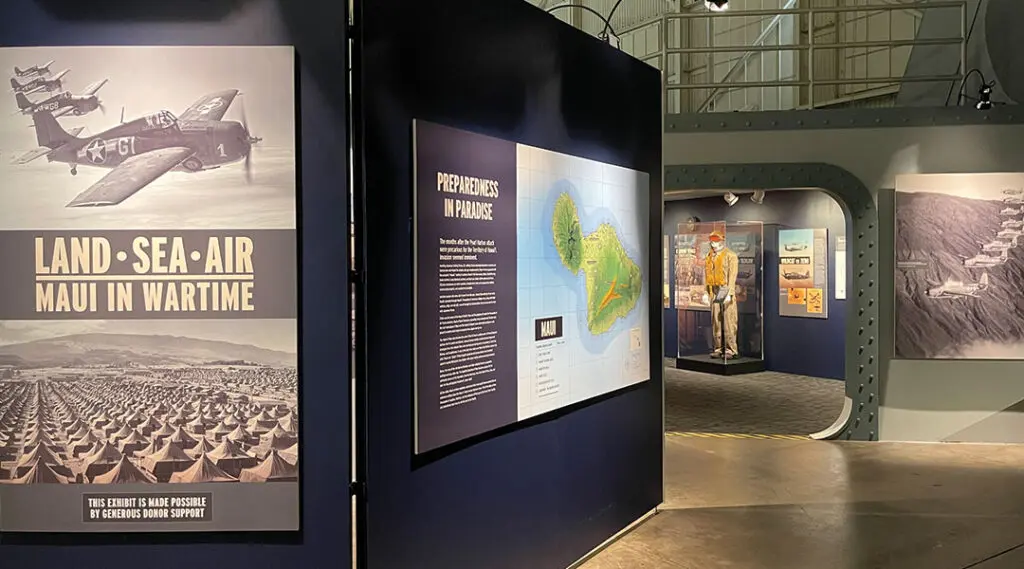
<box><xmin>665</xmin><ymin>162</ymin><xmax>880</xmax><ymax>441</ymax></box>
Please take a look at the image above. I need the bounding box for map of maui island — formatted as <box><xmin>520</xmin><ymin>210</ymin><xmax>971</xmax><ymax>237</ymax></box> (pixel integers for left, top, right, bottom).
<box><xmin>552</xmin><ymin>192</ymin><xmax>642</xmax><ymax>335</ymax></box>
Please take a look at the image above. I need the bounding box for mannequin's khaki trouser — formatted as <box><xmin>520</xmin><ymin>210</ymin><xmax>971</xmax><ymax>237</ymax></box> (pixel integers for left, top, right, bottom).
<box><xmin>711</xmin><ymin>295</ymin><xmax>738</xmax><ymax>355</ymax></box>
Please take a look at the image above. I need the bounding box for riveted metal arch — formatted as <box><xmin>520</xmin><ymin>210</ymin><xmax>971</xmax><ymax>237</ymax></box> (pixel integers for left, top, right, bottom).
<box><xmin>664</xmin><ymin>162</ymin><xmax>879</xmax><ymax>441</ymax></box>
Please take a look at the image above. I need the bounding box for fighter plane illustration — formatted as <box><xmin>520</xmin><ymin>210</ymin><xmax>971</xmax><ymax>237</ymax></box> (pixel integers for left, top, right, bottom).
<box><xmin>15</xmin><ymin>79</ymin><xmax>107</xmax><ymax>118</ymax></box>
<box><xmin>736</xmin><ymin>270</ymin><xmax>753</xmax><ymax>280</ymax></box>
<box><xmin>1002</xmin><ymin>219</ymin><xmax>1024</xmax><ymax>229</ymax></box>
<box><xmin>1000</xmin><ymin>207</ymin><xmax>1022</xmax><ymax>216</ymax></box>
<box><xmin>10</xmin><ymin>69</ymin><xmax>68</xmax><ymax>95</ymax></box>
<box><xmin>17</xmin><ymin>89</ymin><xmax>261</xmax><ymax>207</ymax></box>
<box><xmin>963</xmin><ymin>250</ymin><xmax>1008</xmax><ymax>268</ymax></box>
<box><xmin>782</xmin><ymin>270</ymin><xmax>810</xmax><ymax>280</ymax></box>
<box><xmin>729</xmin><ymin>241</ymin><xmax>750</xmax><ymax>253</ymax></box>
<box><xmin>598</xmin><ymin>276</ymin><xmax>623</xmax><ymax>311</ymax></box>
<box><xmin>925</xmin><ymin>273</ymin><xmax>989</xmax><ymax>299</ymax></box>
<box><xmin>783</xmin><ymin>243</ymin><xmax>808</xmax><ymax>252</ymax></box>
<box><xmin>982</xmin><ymin>240</ymin><xmax>1013</xmax><ymax>253</ymax></box>
<box><xmin>13</xmin><ymin>60</ymin><xmax>54</xmax><ymax>77</ymax></box>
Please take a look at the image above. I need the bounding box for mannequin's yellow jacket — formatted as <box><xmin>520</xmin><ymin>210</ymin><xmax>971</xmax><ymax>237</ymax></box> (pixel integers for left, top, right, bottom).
<box><xmin>705</xmin><ymin>247</ymin><xmax>739</xmax><ymax>295</ymax></box>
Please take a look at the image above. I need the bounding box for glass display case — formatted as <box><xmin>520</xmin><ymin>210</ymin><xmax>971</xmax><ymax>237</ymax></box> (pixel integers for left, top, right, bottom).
<box><xmin>674</xmin><ymin>220</ymin><xmax>765</xmax><ymax>375</ymax></box>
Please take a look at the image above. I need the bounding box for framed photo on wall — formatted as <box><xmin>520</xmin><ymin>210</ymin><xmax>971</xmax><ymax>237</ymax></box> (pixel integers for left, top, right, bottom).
<box><xmin>778</xmin><ymin>227</ymin><xmax>828</xmax><ymax>319</ymax></box>
<box><xmin>895</xmin><ymin>172</ymin><xmax>1024</xmax><ymax>359</ymax></box>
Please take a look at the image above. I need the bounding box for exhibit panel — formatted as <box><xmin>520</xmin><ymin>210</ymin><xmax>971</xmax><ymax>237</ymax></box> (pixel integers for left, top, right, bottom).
<box><xmin>0</xmin><ymin>0</ymin><xmax>351</xmax><ymax>566</ymax></box>
<box><xmin>674</xmin><ymin>221</ymin><xmax>764</xmax><ymax>375</ymax></box>
<box><xmin>778</xmin><ymin>227</ymin><xmax>829</xmax><ymax>319</ymax></box>
<box><xmin>356</xmin><ymin>0</ymin><xmax>663</xmax><ymax>567</ymax></box>
<box><xmin>0</xmin><ymin>45</ymin><xmax>299</xmax><ymax>533</ymax></box>
<box><xmin>412</xmin><ymin>120</ymin><xmax>651</xmax><ymax>454</ymax></box>
<box><xmin>894</xmin><ymin>172</ymin><xmax>1024</xmax><ymax>361</ymax></box>
<box><xmin>663</xmin><ymin>236</ymin><xmax>671</xmax><ymax>308</ymax></box>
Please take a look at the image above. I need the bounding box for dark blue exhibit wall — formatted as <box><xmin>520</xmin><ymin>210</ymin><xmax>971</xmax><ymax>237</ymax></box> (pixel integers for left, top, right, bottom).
<box><xmin>665</xmin><ymin>190</ymin><xmax>846</xmax><ymax>380</ymax></box>
<box><xmin>355</xmin><ymin>1</ymin><xmax>664</xmax><ymax>569</ymax></box>
<box><xmin>0</xmin><ymin>0</ymin><xmax>350</xmax><ymax>567</ymax></box>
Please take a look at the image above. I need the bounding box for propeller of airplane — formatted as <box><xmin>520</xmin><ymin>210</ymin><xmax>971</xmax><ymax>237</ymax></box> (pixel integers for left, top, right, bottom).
<box><xmin>237</xmin><ymin>92</ymin><xmax>262</xmax><ymax>184</ymax></box>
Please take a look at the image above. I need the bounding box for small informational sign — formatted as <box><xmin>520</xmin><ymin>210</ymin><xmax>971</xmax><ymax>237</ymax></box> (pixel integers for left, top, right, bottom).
<box><xmin>835</xmin><ymin>236</ymin><xmax>847</xmax><ymax>300</ymax></box>
<box><xmin>778</xmin><ymin>228</ymin><xmax>828</xmax><ymax>319</ymax></box>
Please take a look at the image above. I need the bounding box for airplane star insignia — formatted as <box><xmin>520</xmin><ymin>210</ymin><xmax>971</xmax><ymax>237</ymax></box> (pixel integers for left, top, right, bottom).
<box><xmin>86</xmin><ymin>140</ymin><xmax>106</xmax><ymax>164</ymax></box>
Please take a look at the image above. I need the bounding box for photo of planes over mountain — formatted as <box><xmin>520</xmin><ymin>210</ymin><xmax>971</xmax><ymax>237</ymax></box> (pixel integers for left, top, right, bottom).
<box><xmin>895</xmin><ymin>173</ymin><xmax>1024</xmax><ymax>359</ymax></box>
<box><xmin>0</xmin><ymin>46</ymin><xmax>296</xmax><ymax>231</ymax></box>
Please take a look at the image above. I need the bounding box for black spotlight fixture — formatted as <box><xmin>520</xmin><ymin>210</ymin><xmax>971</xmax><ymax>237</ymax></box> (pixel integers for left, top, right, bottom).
<box><xmin>976</xmin><ymin>82</ymin><xmax>993</xmax><ymax>111</ymax></box>
<box><xmin>705</xmin><ymin>0</ymin><xmax>729</xmax><ymax>11</ymax></box>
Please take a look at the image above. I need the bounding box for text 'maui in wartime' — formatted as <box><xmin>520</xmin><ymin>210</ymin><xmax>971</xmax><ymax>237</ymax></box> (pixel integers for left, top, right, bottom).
<box><xmin>34</xmin><ymin>236</ymin><xmax>256</xmax><ymax>314</ymax></box>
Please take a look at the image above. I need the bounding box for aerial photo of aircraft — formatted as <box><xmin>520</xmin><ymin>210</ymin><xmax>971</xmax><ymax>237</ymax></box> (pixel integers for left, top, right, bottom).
<box><xmin>14</xmin><ymin>89</ymin><xmax>262</xmax><ymax>207</ymax></box>
<box><xmin>13</xmin><ymin>60</ymin><xmax>54</xmax><ymax>78</ymax></box>
<box><xmin>982</xmin><ymin>240</ymin><xmax>1013</xmax><ymax>253</ymax></box>
<box><xmin>997</xmin><ymin>228</ymin><xmax>1024</xmax><ymax>240</ymax></box>
<box><xmin>1003</xmin><ymin>196</ymin><xmax>1024</xmax><ymax>205</ymax></box>
<box><xmin>925</xmin><ymin>273</ymin><xmax>990</xmax><ymax>299</ymax></box>
<box><xmin>15</xmin><ymin>79</ymin><xmax>107</xmax><ymax>118</ymax></box>
<box><xmin>782</xmin><ymin>270</ymin><xmax>811</xmax><ymax>280</ymax></box>
<box><xmin>1003</xmin><ymin>188</ymin><xmax>1024</xmax><ymax>196</ymax></box>
<box><xmin>1002</xmin><ymin>219</ymin><xmax>1024</xmax><ymax>229</ymax></box>
<box><xmin>10</xmin><ymin>69</ymin><xmax>68</xmax><ymax>96</ymax></box>
<box><xmin>1000</xmin><ymin>207</ymin><xmax>1022</xmax><ymax>216</ymax></box>
<box><xmin>729</xmin><ymin>241</ymin><xmax>751</xmax><ymax>253</ymax></box>
<box><xmin>783</xmin><ymin>243</ymin><xmax>808</xmax><ymax>252</ymax></box>
<box><xmin>963</xmin><ymin>250</ymin><xmax>1008</xmax><ymax>268</ymax></box>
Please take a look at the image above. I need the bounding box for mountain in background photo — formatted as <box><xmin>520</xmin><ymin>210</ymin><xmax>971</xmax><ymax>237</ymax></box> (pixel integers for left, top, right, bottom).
<box><xmin>0</xmin><ymin>333</ymin><xmax>297</xmax><ymax>368</ymax></box>
<box><xmin>895</xmin><ymin>191</ymin><xmax>1024</xmax><ymax>359</ymax></box>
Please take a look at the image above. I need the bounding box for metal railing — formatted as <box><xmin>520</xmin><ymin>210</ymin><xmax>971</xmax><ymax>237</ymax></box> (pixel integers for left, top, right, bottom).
<box><xmin>613</xmin><ymin>0</ymin><xmax>967</xmax><ymax>113</ymax></box>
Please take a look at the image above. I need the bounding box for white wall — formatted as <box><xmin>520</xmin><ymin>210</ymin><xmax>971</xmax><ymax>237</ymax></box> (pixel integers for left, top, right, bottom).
<box><xmin>664</xmin><ymin>122</ymin><xmax>1024</xmax><ymax>442</ymax></box>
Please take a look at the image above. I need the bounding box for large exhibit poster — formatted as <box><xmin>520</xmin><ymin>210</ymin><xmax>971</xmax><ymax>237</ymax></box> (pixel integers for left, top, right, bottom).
<box><xmin>413</xmin><ymin>120</ymin><xmax>650</xmax><ymax>454</ymax></box>
<box><xmin>0</xmin><ymin>46</ymin><xmax>299</xmax><ymax>532</ymax></box>
<box><xmin>673</xmin><ymin>221</ymin><xmax>725</xmax><ymax>311</ymax></box>
<box><xmin>778</xmin><ymin>228</ymin><xmax>828</xmax><ymax>319</ymax></box>
<box><xmin>727</xmin><ymin>223</ymin><xmax>763</xmax><ymax>358</ymax></box>
<box><xmin>663</xmin><ymin>235</ymin><xmax>671</xmax><ymax>308</ymax></box>
<box><xmin>726</xmin><ymin>224</ymin><xmax>760</xmax><ymax>308</ymax></box>
<box><xmin>895</xmin><ymin>173</ymin><xmax>1024</xmax><ymax>359</ymax></box>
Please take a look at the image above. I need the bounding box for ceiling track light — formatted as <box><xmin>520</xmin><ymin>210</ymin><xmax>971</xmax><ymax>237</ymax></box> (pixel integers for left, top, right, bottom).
<box><xmin>723</xmin><ymin>192</ymin><xmax>739</xmax><ymax>206</ymax></box>
<box><xmin>751</xmin><ymin>190</ymin><xmax>765</xmax><ymax>204</ymax></box>
<box><xmin>705</xmin><ymin>0</ymin><xmax>729</xmax><ymax>12</ymax></box>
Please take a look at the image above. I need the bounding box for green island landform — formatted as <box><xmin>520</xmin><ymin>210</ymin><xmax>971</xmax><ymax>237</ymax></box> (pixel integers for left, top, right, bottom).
<box><xmin>552</xmin><ymin>192</ymin><xmax>642</xmax><ymax>335</ymax></box>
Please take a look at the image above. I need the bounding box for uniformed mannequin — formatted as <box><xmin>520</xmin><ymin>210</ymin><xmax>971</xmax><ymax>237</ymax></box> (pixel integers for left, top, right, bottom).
<box><xmin>701</xmin><ymin>231</ymin><xmax>739</xmax><ymax>358</ymax></box>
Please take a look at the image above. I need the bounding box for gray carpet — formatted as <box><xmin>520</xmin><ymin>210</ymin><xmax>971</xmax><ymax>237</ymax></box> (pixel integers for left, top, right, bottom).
<box><xmin>663</xmin><ymin>361</ymin><xmax>846</xmax><ymax>435</ymax></box>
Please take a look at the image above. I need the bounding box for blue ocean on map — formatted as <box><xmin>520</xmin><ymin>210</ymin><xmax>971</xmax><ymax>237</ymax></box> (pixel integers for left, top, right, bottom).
<box><xmin>539</xmin><ymin>178</ymin><xmax>644</xmax><ymax>355</ymax></box>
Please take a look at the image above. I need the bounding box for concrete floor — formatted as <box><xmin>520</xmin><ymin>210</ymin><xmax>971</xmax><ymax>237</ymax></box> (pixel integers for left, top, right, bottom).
<box><xmin>583</xmin><ymin>437</ymin><xmax>1024</xmax><ymax>569</ymax></box>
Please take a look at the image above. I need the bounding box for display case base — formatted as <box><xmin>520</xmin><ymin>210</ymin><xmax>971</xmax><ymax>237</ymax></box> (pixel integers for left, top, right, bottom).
<box><xmin>675</xmin><ymin>355</ymin><xmax>766</xmax><ymax>376</ymax></box>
